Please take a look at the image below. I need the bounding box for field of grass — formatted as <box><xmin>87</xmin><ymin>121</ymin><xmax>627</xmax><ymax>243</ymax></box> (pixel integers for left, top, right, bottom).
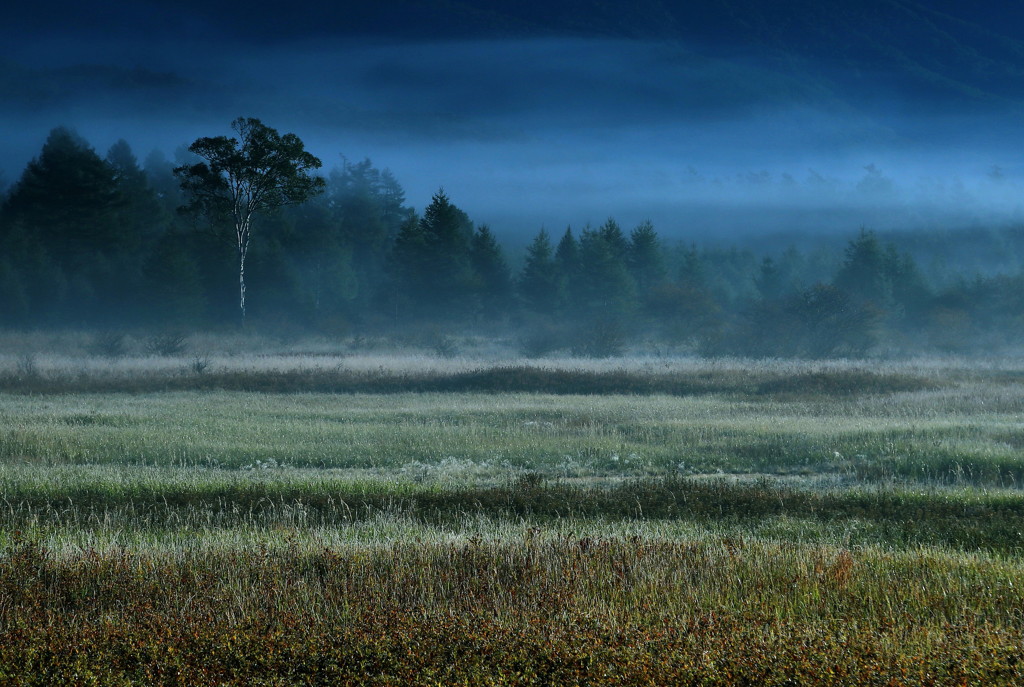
<box><xmin>1</xmin><ymin>346</ymin><xmax>1024</xmax><ymax>684</ymax></box>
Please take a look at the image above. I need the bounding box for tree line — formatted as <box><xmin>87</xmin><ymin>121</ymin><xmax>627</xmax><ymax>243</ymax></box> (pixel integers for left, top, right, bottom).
<box><xmin>0</xmin><ymin>122</ymin><xmax>1021</xmax><ymax>357</ymax></box>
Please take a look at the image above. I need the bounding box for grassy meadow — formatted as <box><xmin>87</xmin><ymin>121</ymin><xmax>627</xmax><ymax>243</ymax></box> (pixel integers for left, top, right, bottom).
<box><xmin>1</xmin><ymin>337</ymin><xmax>1024</xmax><ymax>684</ymax></box>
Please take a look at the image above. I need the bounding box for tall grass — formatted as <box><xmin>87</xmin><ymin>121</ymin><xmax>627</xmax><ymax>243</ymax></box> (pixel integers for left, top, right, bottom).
<box><xmin>1</xmin><ymin>533</ymin><xmax>1022</xmax><ymax>685</ymax></box>
<box><xmin>1</xmin><ymin>386</ymin><xmax>1022</xmax><ymax>482</ymax></box>
<box><xmin>1</xmin><ymin>470</ymin><xmax>1022</xmax><ymax>553</ymax></box>
<box><xmin>2</xmin><ymin>349</ymin><xmax>1024</xmax><ymax>683</ymax></box>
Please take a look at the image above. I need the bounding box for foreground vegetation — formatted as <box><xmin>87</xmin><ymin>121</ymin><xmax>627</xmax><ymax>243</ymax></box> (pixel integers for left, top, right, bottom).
<box><xmin>1</xmin><ymin>352</ymin><xmax>1023</xmax><ymax>684</ymax></box>
<box><xmin>3</xmin><ymin>533</ymin><xmax>1024</xmax><ymax>685</ymax></box>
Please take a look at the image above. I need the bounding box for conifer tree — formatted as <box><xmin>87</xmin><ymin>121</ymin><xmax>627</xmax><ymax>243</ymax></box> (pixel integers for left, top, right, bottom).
<box><xmin>470</xmin><ymin>224</ymin><xmax>513</xmax><ymax>319</ymax></box>
<box><xmin>3</xmin><ymin>127</ymin><xmax>122</xmax><ymax>266</ymax></box>
<box><xmin>834</xmin><ymin>229</ymin><xmax>891</xmax><ymax>306</ymax></box>
<box><xmin>553</xmin><ymin>227</ymin><xmax>579</xmax><ymax>313</ymax></box>
<box><xmin>106</xmin><ymin>140</ymin><xmax>164</xmax><ymax>252</ymax></box>
<box><xmin>628</xmin><ymin>220</ymin><xmax>666</xmax><ymax>294</ymax></box>
<box><xmin>573</xmin><ymin>226</ymin><xmax>636</xmax><ymax>319</ymax></box>
<box><xmin>1</xmin><ymin>127</ymin><xmax>128</xmax><ymax>322</ymax></box>
<box><xmin>389</xmin><ymin>190</ymin><xmax>475</xmax><ymax>319</ymax></box>
<box><xmin>518</xmin><ymin>228</ymin><xmax>559</xmax><ymax>316</ymax></box>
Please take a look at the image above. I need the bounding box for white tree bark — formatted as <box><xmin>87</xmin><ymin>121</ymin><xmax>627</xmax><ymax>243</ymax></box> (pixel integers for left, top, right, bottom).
<box><xmin>174</xmin><ymin>118</ymin><xmax>325</xmax><ymax>326</ymax></box>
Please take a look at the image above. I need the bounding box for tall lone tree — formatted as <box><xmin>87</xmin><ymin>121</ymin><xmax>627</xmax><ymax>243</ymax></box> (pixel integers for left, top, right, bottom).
<box><xmin>174</xmin><ymin>117</ymin><xmax>325</xmax><ymax>322</ymax></box>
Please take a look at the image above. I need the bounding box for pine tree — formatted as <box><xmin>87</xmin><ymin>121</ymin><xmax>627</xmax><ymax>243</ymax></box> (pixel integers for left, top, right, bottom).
<box><xmin>518</xmin><ymin>229</ymin><xmax>558</xmax><ymax>316</ymax></box>
<box><xmin>834</xmin><ymin>229</ymin><xmax>891</xmax><ymax>306</ymax></box>
<box><xmin>107</xmin><ymin>139</ymin><xmax>164</xmax><ymax>252</ymax></box>
<box><xmin>553</xmin><ymin>227</ymin><xmax>579</xmax><ymax>313</ymax></box>
<box><xmin>628</xmin><ymin>220</ymin><xmax>666</xmax><ymax>294</ymax></box>
<box><xmin>328</xmin><ymin>158</ymin><xmax>412</xmax><ymax>296</ymax></box>
<box><xmin>598</xmin><ymin>218</ymin><xmax>629</xmax><ymax>258</ymax></box>
<box><xmin>321</xmin><ymin>159</ymin><xmax>413</xmax><ymax>315</ymax></box>
<box><xmin>389</xmin><ymin>190</ymin><xmax>476</xmax><ymax>320</ymax></box>
<box><xmin>3</xmin><ymin>127</ymin><xmax>123</xmax><ymax>267</ymax></box>
<box><xmin>1</xmin><ymin>127</ymin><xmax>130</xmax><ymax>321</ymax></box>
<box><xmin>470</xmin><ymin>224</ymin><xmax>513</xmax><ymax>320</ymax></box>
<box><xmin>573</xmin><ymin>226</ymin><xmax>636</xmax><ymax>319</ymax></box>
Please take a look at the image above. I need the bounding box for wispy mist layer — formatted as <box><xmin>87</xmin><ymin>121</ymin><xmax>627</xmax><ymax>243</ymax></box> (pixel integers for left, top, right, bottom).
<box><xmin>2</xmin><ymin>35</ymin><xmax>1023</xmax><ymax>237</ymax></box>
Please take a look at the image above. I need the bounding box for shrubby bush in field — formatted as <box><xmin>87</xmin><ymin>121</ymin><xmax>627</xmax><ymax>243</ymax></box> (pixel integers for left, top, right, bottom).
<box><xmin>518</xmin><ymin>321</ymin><xmax>568</xmax><ymax>358</ymax></box>
<box><xmin>144</xmin><ymin>332</ymin><xmax>188</xmax><ymax>356</ymax></box>
<box><xmin>570</xmin><ymin>318</ymin><xmax>627</xmax><ymax>358</ymax></box>
<box><xmin>89</xmin><ymin>331</ymin><xmax>127</xmax><ymax>358</ymax></box>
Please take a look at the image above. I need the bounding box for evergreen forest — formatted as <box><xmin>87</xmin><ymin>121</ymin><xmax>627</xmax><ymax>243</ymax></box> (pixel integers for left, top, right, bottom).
<box><xmin>2</xmin><ymin>125</ymin><xmax>1022</xmax><ymax>357</ymax></box>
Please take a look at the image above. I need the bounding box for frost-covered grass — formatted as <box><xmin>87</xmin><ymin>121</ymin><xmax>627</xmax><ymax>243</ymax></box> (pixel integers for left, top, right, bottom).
<box><xmin>1</xmin><ymin>348</ymin><xmax>1019</xmax><ymax>377</ymax></box>
<box><xmin>2</xmin><ymin>344</ymin><xmax>1024</xmax><ymax>683</ymax></box>
<box><xmin>2</xmin><ymin>328</ymin><xmax>1022</xmax><ymax>381</ymax></box>
<box><xmin>1</xmin><ymin>383</ymin><xmax>1022</xmax><ymax>480</ymax></box>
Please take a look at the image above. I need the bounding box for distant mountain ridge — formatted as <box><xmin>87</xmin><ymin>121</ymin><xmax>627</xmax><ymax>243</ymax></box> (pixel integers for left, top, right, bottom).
<box><xmin>317</xmin><ymin>0</ymin><xmax>1024</xmax><ymax>107</ymax></box>
<box><xmin>10</xmin><ymin>0</ymin><xmax>1024</xmax><ymax>109</ymax></box>
<box><xmin>6</xmin><ymin>0</ymin><xmax>1024</xmax><ymax>152</ymax></box>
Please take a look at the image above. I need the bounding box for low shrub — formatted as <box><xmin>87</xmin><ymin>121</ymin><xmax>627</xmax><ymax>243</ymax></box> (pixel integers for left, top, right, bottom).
<box><xmin>145</xmin><ymin>332</ymin><xmax>188</xmax><ymax>356</ymax></box>
<box><xmin>89</xmin><ymin>331</ymin><xmax>127</xmax><ymax>358</ymax></box>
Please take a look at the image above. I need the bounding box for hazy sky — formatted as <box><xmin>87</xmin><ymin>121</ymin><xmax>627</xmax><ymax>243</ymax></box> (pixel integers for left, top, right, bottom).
<box><xmin>4</xmin><ymin>1</ymin><xmax>1024</xmax><ymax>238</ymax></box>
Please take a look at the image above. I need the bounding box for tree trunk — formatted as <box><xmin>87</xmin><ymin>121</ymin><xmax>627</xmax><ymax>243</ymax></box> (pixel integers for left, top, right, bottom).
<box><xmin>237</xmin><ymin>216</ymin><xmax>251</xmax><ymax>326</ymax></box>
<box><xmin>239</xmin><ymin>248</ymin><xmax>247</xmax><ymax>324</ymax></box>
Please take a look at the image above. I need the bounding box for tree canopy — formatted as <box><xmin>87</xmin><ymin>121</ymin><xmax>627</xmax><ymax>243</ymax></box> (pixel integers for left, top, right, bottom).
<box><xmin>173</xmin><ymin>117</ymin><xmax>325</xmax><ymax>321</ymax></box>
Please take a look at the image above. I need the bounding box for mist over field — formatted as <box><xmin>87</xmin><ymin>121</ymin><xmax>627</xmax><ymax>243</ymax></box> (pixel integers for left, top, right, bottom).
<box><xmin>7</xmin><ymin>5</ymin><xmax>1024</xmax><ymax>684</ymax></box>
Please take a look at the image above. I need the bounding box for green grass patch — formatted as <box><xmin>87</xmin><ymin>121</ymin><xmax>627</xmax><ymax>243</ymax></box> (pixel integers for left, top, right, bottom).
<box><xmin>1</xmin><ymin>469</ymin><xmax>1023</xmax><ymax>554</ymax></box>
<box><xmin>1</xmin><ymin>387</ymin><xmax>1021</xmax><ymax>483</ymax></box>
